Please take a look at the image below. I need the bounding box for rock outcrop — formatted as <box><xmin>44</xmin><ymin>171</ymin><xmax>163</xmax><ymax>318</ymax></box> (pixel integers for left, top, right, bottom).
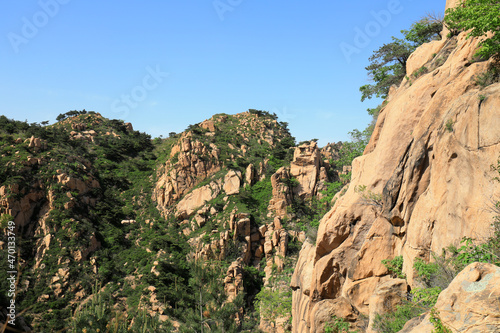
<box><xmin>175</xmin><ymin>180</ymin><xmax>222</xmax><ymax>219</ymax></box>
<box><xmin>290</xmin><ymin>141</ymin><xmax>322</xmax><ymax>199</ymax></box>
<box><xmin>268</xmin><ymin>141</ymin><xmax>337</xmax><ymax>217</ymax></box>
<box><xmin>223</xmin><ymin>170</ymin><xmax>242</xmax><ymax>195</ymax></box>
<box><xmin>402</xmin><ymin>263</ymin><xmax>500</xmax><ymax>332</ymax></box>
<box><xmin>153</xmin><ymin>134</ymin><xmax>221</xmax><ymax>214</ymax></box>
<box><xmin>268</xmin><ymin>167</ymin><xmax>294</xmax><ymax>217</ymax></box>
<box><xmin>291</xmin><ymin>1</ymin><xmax>500</xmax><ymax>331</ymax></box>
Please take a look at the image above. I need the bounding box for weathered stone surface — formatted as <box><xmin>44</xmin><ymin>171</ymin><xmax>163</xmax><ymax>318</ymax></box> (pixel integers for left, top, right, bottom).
<box><xmin>200</xmin><ymin>119</ymin><xmax>216</xmax><ymax>132</ymax></box>
<box><xmin>290</xmin><ymin>141</ymin><xmax>321</xmax><ymax>199</ymax></box>
<box><xmin>224</xmin><ymin>170</ymin><xmax>242</xmax><ymax>195</ymax></box>
<box><xmin>175</xmin><ymin>181</ymin><xmax>221</xmax><ymax>219</ymax></box>
<box><xmin>153</xmin><ymin>134</ymin><xmax>221</xmax><ymax>213</ymax></box>
<box><xmin>402</xmin><ymin>263</ymin><xmax>500</xmax><ymax>333</ymax></box>
<box><xmin>309</xmin><ymin>297</ymin><xmax>357</xmax><ymax>333</ymax></box>
<box><xmin>291</xmin><ymin>241</ymin><xmax>315</xmax><ymax>332</ymax></box>
<box><xmin>268</xmin><ymin>167</ymin><xmax>293</xmax><ymax>217</ymax></box>
<box><xmin>224</xmin><ymin>260</ymin><xmax>244</xmax><ymax>302</ymax></box>
<box><xmin>291</xmin><ymin>4</ymin><xmax>500</xmax><ymax>330</ymax></box>
<box><xmin>406</xmin><ymin>39</ymin><xmax>446</xmax><ymax>75</ymax></box>
<box><xmin>343</xmin><ymin>276</ymin><xmax>382</xmax><ymax>317</ymax></box>
<box><xmin>246</xmin><ymin>163</ymin><xmax>255</xmax><ymax>185</ymax></box>
<box><xmin>366</xmin><ymin>278</ymin><xmax>407</xmax><ymax>333</ymax></box>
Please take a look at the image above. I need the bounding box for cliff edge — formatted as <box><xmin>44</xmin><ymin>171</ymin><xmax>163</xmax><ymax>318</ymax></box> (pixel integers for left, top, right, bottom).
<box><xmin>291</xmin><ymin>0</ymin><xmax>500</xmax><ymax>331</ymax></box>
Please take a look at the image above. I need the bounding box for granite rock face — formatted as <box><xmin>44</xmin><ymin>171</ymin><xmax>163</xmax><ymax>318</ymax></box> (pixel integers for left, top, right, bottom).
<box><xmin>291</xmin><ymin>0</ymin><xmax>500</xmax><ymax>330</ymax></box>
<box><xmin>401</xmin><ymin>263</ymin><xmax>500</xmax><ymax>333</ymax></box>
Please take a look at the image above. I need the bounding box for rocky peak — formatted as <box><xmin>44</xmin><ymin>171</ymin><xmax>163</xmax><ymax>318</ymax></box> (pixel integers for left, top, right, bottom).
<box><xmin>153</xmin><ymin>111</ymin><xmax>295</xmax><ymax>219</ymax></box>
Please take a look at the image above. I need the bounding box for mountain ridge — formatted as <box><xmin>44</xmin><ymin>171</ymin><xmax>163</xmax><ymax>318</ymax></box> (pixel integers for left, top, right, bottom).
<box><xmin>0</xmin><ymin>109</ymin><xmax>347</xmax><ymax>331</ymax></box>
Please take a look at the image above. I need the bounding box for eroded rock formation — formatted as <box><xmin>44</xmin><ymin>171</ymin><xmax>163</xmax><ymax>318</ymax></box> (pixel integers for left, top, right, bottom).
<box><xmin>401</xmin><ymin>263</ymin><xmax>500</xmax><ymax>332</ymax></box>
<box><xmin>291</xmin><ymin>1</ymin><xmax>500</xmax><ymax>331</ymax></box>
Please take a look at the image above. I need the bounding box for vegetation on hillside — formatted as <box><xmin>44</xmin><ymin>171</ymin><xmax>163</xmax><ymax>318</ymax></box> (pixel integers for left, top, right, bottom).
<box><xmin>445</xmin><ymin>0</ymin><xmax>500</xmax><ymax>61</ymax></box>
<box><xmin>0</xmin><ymin>110</ymin><xmax>301</xmax><ymax>332</ymax></box>
<box><xmin>0</xmin><ymin>113</ymin><xmax>171</xmax><ymax>331</ymax></box>
<box><xmin>1</xmin><ymin>4</ymin><xmax>498</xmax><ymax>331</ymax></box>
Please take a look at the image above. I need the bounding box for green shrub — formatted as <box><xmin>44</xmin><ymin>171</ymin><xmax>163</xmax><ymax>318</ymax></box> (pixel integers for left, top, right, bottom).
<box><xmin>70</xmin><ymin>284</ymin><xmax>172</xmax><ymax>332</ymax></box>
<box><xmin>382</xmin><ymin>256</ymin><xmax>406</xmax><ymax>279</ymax></box>
<box><xmin>447</xmin><ymin>236</ymin><xmax>500</xmax><ymax>271</ymax></box>
<box><xmin>324</xmin><ymin>315</ymin><xmax>355</xmax><ymax>333</ymax></box>
<box><xmin>372</xmin><ymin>302</ymin><xmax>424</xmax><ymax>333</ymax></box>
<box><xmin>429</xmin><ymin>308</ymin><xmax>452</xmax><ymax>333</ymax></box>
<box><xmin>411</xmin><ymin>287</ymin><xmax>441</xmax><ymax>308</ymax></box>
<box><xmin>445</xmin><ymin>119</ymin><xmax>454</xmax><ymax>132</ymax></box>
<box><xmin>412</xmin><ymin>66</ymin><xmax>429</xmax><ymax>78</ymax></box>
<box><xmin>413</xmin><ymin>258</ymin><xmax>439</xmax><ymax>286</ymax></box>
<box><xmin>170</xmin><ymin>151</ymin><xmax>179</xmax><ymax>164</ymax></box>
<box><xmin>475</xmin><ymin>66</ymin><xmax>500</xmax><ymax>88</ymax></box>
<box><xmin>0</xmin><ymin>214</ymin><xmax>14</xmax><ymax>228</ymax></box>
<box><xmin>355</xmin><ymin>185</ymin><xmax>383</xmax><ymax>208</ymax></box>
<box><xmin>445</xmin><ymin>0</ymin><xmax>500</xmax><ymax>61</ymax></box>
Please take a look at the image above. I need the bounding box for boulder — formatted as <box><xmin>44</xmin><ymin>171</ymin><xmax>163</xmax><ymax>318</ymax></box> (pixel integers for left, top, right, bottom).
<box><xmin>402</xmin><ymin>263</ymin><xmax>500</xmax><ymax>332</ymax></box>
<box><xmin>223</xmin><ymin>170</ymin><xmax>242</xmax><ymax>195</ymax></box>
<box><xmin>175</xmin><ymin>182</ymin><xmax>221</xmax><ymax>219</ymax></box>
<box><xmin>246</xmin><ymin>164</ymin><xmax>255</xmax><ymax>185</ymax></box>
<box><xmin>367</xmin><ymin>278</ymin><xmax>408</xmax><ymax>333</ymax></box>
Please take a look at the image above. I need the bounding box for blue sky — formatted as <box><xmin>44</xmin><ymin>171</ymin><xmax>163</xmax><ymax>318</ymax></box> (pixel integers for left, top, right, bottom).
<box><xmin>0</xmin><ymin>0</ymin><xmax>446</xmax><ymax>145</ymax></box>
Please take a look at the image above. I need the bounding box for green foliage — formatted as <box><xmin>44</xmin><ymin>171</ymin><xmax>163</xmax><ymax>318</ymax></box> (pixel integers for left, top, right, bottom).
<box><xmin>446</xmin><ymin>236</ymin><xmax>500</xmax><ymax>271</ymax></box>
<box><xmin>334</xmin><ymin>129</ymin><xmax>371</xmax><ymax>172</ymax></box>
<box><xmin>177</xmin><ymin>262</ymin><xmax>244</xmax><ymax>332</ymax></box>
<box><xmin>382</xmin><ymin>256</ymin><xmax>406</xmax><ymax>279</ymax></box>
<box><xmin>248</xmin><ymin>109</ymin><xmax>278</xmax><ymax>120</ymax></box>
<box><xmin>445</xmin><ymin>0</ymin><xmax>500</xmax><ymax>60</ymax></box>
<box><xmin>0</xmin><ymin>113</ymin><xmax>167</xmax><ymax>330</ymax></box>
<box><xmin>412</xmin><ymin>66</ymin><xmax>429</xmax><ymax>78</ymax></box>
<box><xmin>445</xmin><ymin>119</ymin><xmax>454</xmax><ymax>132</ymax></box>
<box><xmin>354</xmin><ymin>185</ymin><xmax>383</xmax><ymax>208</ymax></box>
<box><xmin>320</xmin><ymin>182</ymin><xmax>344</xmax><ymax>204</ymax></box>
<box><xmin>0</xmin><ymin>214</ymin><xmax>14</xmax><ymax>228</ymax></box>
<box><xmin>70</xmin><ymin>285</ymin><xmax>172</xmax><ymax>332</ymax></box>
<box><xmin>56</xmin><ymin>109</ymin><xmax>91</xmax><ymax>122</ymax></box>
<box><xmin>171</xmin><ymin>151</ymin><xmax>180</xmax><ymax>164</ymax></box>
<box><xmin>361</xmin><ymin>17</ymin><xmax>443</xmax><ymax>101</ymax></box>
<box><xmin>401</xmin><ymin>16</ymin><xmax>444</xmax><ymax>46</ymax></box>
<box><xmin>360</xmin><ymin>38</ymin><xmax>411</xmax><ymax>101</ymax></box>
<box><xmin>372</xmin><ymin>302</ymin><xmax>424</xmax><ymax>333</ymax></box>
<box><xmin>474</xmin><ymin>65</ymin><xmax>500</xmax><ymax>88</ymax></box>
<box><xmin>324</xmin><ymin>316</ymin><xmax>356</xmax><ymax>333</ymax></box>
<box><xmin>429</xmin><ymin>308</ymin><xmax>452</xmax><ymax>333</ymax></box>
<box><xmin>413</xmin><ymin>258</ymin><xmax>439</xmax><ymax>286</ymax></box>
<box><xmin>411</xmin><ymin>287</ymin><xmax>441</xmax><ymax>308</ymax></box>
<box><xmin>255</xmin><ymin>276</ymin><xmax>292</xmax><ymax>330</ymax></box>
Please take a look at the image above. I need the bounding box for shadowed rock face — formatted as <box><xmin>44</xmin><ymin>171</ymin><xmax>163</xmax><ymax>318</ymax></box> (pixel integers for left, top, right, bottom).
<box><xmin>291</xmin><ymin>0</ymin><xmax>500</xmax><ymax>331</ymax></box>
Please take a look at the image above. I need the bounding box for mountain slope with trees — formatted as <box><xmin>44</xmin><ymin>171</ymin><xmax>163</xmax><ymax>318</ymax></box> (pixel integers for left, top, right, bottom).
<box><xmin>0</xmin><ymin>109</ymin><xmax>357</xmax><ymax>332</ymax></box>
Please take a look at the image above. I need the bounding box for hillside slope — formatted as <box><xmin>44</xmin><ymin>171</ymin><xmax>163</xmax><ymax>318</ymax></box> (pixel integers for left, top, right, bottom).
<box><xmin>291</xmin><ymin>1</ymin><xmax>500</xmax><ymax>332</ymax></box>
<box><xmin>0</xmin><ymin>110</ymin><xmax>344</xmax><ymax>332</ymax></box>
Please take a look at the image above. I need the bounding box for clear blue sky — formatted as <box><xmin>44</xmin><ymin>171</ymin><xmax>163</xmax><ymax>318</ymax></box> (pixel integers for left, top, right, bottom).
<box><xmin>0</xmin><ymin>0</ymin><xmax>446</xmax><ymax>145</ymax></box>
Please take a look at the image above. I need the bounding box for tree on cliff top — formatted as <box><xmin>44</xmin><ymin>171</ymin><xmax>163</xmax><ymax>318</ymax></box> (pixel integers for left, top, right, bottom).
<box><xmin>445</xmin><ymin>0</ymin><xmax>500</xmax><ymax>61</ymax></box>
<box><xmin>360</xmin><ymin>16</ymin><xmax>443</xmax><ymax>102</ymax></box>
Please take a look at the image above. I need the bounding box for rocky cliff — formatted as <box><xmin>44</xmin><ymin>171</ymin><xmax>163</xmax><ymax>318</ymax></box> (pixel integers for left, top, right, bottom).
<box><xmin>149</xmin><ymin>112</ymin><xmax>341</xmax><ymax>331</ymax></box>
<box><xmin>291</xmin><ymin>1</ymin><xmax>500</xmax><ymax>332</ymax></box>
